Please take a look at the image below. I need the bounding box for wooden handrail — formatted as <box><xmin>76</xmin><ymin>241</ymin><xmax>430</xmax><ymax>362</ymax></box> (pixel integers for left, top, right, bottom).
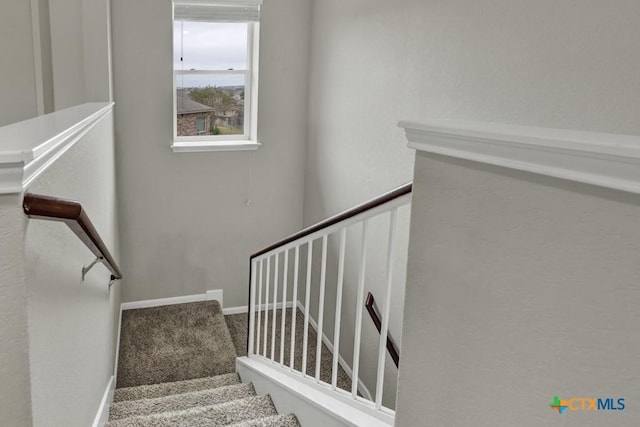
<box><xmin>251</xmin><ymin>182</ymin><xmax>412</xmax><ymax>259</ymax></box>
<box><xmin>365</xmin><ymin>292</ymin><xmax>400</xmax><ymax>367</ymax></box>
<box><xmin>23</xmin><ymin>193</ymin><xmax>123</xmax><ymax>280</ymax></box>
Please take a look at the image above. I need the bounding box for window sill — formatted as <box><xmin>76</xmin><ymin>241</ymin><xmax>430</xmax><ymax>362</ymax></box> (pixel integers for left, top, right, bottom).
<box><xmin>171</xmin><ymin>140</ymin><xmax>261</xmax><ymax>153</ymax></box>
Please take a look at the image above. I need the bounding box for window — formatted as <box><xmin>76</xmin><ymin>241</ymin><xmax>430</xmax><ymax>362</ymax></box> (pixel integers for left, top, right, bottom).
<box><xmin>196</xmin><ymin>116</ymin><xmax>206</xmax><ymax>134</ymax></box>
<box><xmin>171</xmin><ymin>0</ymin><xmax>261</xmax><ymax>152</ymax></box>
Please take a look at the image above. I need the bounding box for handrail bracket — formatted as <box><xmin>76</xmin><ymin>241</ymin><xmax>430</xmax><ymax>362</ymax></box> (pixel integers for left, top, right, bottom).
<box><xmin>82</xmin><ymin>256</ymin><xmax>104</xmax><ymax>281</ymax></box>
<box><xmin>108</xmin><ymin>275</ymin><xmax>119</xmax><ymax>288</ymax></box>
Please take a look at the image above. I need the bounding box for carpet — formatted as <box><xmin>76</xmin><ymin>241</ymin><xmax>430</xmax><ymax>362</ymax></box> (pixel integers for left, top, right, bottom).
<box><xmin>108</xmin><ymin>372</ymin><xmax>299</xmax><ymax>426</ymax></box>
<box><xmin>225</xmin><ymin>308</ymin><xmax>355</xmax><ymax>393</ymax></box>
<box><xmin>117</xmin><ymin>300</ymin><xmax>237</xmax><ymax>388</ymax></box>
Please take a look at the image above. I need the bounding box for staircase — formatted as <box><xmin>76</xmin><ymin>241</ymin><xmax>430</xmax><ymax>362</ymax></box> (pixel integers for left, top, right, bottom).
<box><xmin>106</xmin><ymin>373</ymin><xmax>299</xmax><ymax>426</ymax></box>
<box><xmin>106</xmin><ymin>300</ymin><xmax>300</xmax><ymax>426</ymax></box>
<box><xmin>102</xmin><ymin>181</ymin><xmax>412</xmax><ymax>427</ymax></box>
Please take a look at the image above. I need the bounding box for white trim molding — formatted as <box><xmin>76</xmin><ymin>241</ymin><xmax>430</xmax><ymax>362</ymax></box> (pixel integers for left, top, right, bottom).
<box><xmin>223</xmin><ymin>305</ymin><xmax>249</xmax><ymax>315</ymax></box>
<box><xmin>121</xmin><ymin>293</ymin><xmax>213</xmax><ymax>311</ymax></box>
<box><xmin>91</xmin><ymin>375</ymin><xmax>115</xmax><ymax>427</ymax></box>
<box><xmin>120</xmin><ymin>291</ymin><xmax>288</xmax><ymax>314</ymax></box>
<box><xmin>170</xmin><ymin>140</ymin><xmax>261</xmax><ymax>153</ymax></box>
<box><xmin>0</xmin><ymin>102</ymin><xmax>114</xmax><ymax>194</ymax></box>
<box><xmin>399</xmin><ymin>119</ymin><xmax>640</xmax><ymax>195</ymax></box>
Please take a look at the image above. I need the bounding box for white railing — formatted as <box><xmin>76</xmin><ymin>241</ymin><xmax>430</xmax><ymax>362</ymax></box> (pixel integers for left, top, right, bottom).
<box><xmin>247</xmin><ymin>183</ymin><xmax>412</xmax><ymax>420</ymax></box>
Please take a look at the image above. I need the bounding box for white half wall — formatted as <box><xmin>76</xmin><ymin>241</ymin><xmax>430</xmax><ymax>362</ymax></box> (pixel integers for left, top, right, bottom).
<box><xmin>398</xmin><ymin>150</ymin><xmax>640</xmax><ymax>426</ymax></box>
<box><xmin>23</xmin><ymin>109</ymin><xmax>121</xmax><ymax>427</ymax></box>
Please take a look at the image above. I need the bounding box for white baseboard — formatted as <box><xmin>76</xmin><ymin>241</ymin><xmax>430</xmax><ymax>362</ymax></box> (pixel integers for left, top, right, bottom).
<box><xmin>91</xmin><ymin>375</ymin><xmax>115</xmax><ymax>427</ymax></box>
<box><xmin>206</xmin><ymin>289</ymin><xmax>223</xmax><ymax>307</ymax></box>
<box><xmin>223</xmin><ymin>305</ymin><xmax>248</xmax><ymax>315</ymax></box>
<box><xmin>121</xmin><ymin>291</ymin><xmax>223</xmax><ymax>311</ymax></box>
<box><xmin>223</xmin><ymin>300</ymin><xmax>296</xmax><ymax>315</ymax></box>
<box><xmin>120</xmin><ymin>293</ymin><xmax>295</xmax><ymax>315</ymax></box>
<box><xmin>296</xmin><ymin>301</ymin><xmax>373</xmax><ymax>401</ymax></box>
<box><xmin>113</xmin><ymin>306</ymin><xmax>123</xmax><ymax>390</ymax></box>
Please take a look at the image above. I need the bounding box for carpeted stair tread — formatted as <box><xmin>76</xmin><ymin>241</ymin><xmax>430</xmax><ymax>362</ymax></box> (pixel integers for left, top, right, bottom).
<box><xmin>226</xmin><ymin>308</ymin><xmax>355</xmax><ymax>393</ymax></box>
<box><xmin>117</xmin><ymin>300</ymin><xmax>237</xmax><ymax>388</ymax></box>
<box><xmin>227</xmin><ymin>413</ymin><xmax>301</xmax><ymax>427</ymax></box>
<box><xmin>114</xmin><ymin>373</ymin><xmax>241</xmax><ymax>402</ymax></box>
<box><xmin>109</xmin><ymin>383</ymin><xmax>256</xmax><ymax>420</ymax></box>
<box><xmin>106</xmin><ymin>395</ymin><xmax>278</xmax><ymax>427</ymax></box>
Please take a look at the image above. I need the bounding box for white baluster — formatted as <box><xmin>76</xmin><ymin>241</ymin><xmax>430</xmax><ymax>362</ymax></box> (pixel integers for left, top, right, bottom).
<box><xmin>271</xmin><ymin>253</ymin><xmax>279</xmax><ymax>361</ymax></box>
<box><xmin>263</xmin><ymin>256</ymin><xmax>270</xmax><ymax>357</ymax></box>
<box><xmin>331</xmin><ymin>228</ymin><xmax>347</xmax><ymax>389</ymax></box>
<box><xmin>256</xmin><ymin>259</ymin><xmax>263</xmax><ymax>356</ymax></box>
<box><xmin>351</xmin><ymin>219</ymin><xmax>369</xmax><ymax>398</ymax></box>
<box><xmin>280</xmin><ymin>250</ymin><xmax>289</xmax><ymax>366</ymax></box>
<box><xmin>290</xmin><ymin>245</ymin><xmax>300</xmax><ymax>371</ymax></box>
<box><xmin>315</xmin><ymin>234</ymin><xmax>328</xmax><ymax>382</ymax></box>
<box><xmin>302</xmin><ymin>240</ymin><xmax>313</xmax><ymax>377</ymax></box>
<box><xmin>248</xmin><ymin>259</ymin><xmax>257</xmax><ymax>356</ymax></box>
<box><xmin>375</xmin><ymin>208</ymin><xmax>398</xmax><ymax>409</ymax></box>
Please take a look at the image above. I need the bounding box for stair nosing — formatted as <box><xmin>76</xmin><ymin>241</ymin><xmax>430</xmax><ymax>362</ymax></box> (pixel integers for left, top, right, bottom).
<box><xmin>113</xmin><ymin>372</ymin><xmax>241</xmax><ymax>402</ymax></box>
<box><xmin>106</xmin><ymin>394</ymin><xmax>278</xmax><ymax>427</ymax></box>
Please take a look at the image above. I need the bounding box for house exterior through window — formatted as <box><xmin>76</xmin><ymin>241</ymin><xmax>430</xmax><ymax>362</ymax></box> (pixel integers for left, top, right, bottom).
<box><xmin>172</xmin><ymin>0</ymin><xmax>261</xmax><ymax>147</ymax></box>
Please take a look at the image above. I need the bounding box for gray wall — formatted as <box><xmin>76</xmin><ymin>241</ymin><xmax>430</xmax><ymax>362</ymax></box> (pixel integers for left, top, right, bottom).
<box><xmin>0</xmin><ymin>196</ymin><xmax>32</xmax><ymax>426</ymax></box>
<box><xmin>49</xmin><ymin>0</ymin><xmax>113</xmax><ymax>109</ymax></box>
<box><xmin>24</xmin><ymin>112</ymin><xmax>121</xmax><ymax>427</ymax></box>
<box><xmin>399</xmin><ymin>153</ymin><xmax>640</xmax><ymax>426</ymax></box>
<box><xmin>49</xmin><ymin>0</ymin><xmax>87</xmax><ymax>109</ymax></box>
<box><xmin>304</xmin><ymin>0</ymin><xmax>640</xmax><ymax>420</ymax></box>
<box><xmin>0</xmin><ymin>0</ymin><xmax>39</xmax><ymax>126</ymax></box>
<box><xmin>0</xmin><ymin>0</ymin><xmax>111</xmax><ymax>126</ymax></box>
<box><xmin>305</xmin><ymin>0</ymin><xmax>639</xmax><ymax>220</ymax></box>
<box><xmin>111</xmin><ymin>0</ymin><xmax>311</xmax><ymax>306</ymax></box>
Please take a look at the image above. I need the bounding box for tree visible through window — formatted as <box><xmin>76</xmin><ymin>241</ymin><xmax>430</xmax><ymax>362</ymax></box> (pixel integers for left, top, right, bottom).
<box><xmin>173</xmin><ymin>1</ymin><xmax>260</xmax><ymax>142</ymax></box>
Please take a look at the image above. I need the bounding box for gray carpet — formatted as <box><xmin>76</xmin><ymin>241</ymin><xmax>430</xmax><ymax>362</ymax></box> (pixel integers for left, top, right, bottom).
<box><xmin>225</xmin><ymin>308</ymin><xmax>355</xmax><ymax>393</ymax></box>
<box><xmin>109</xmin><ymin>372</ymin><xmax>299</xmax><ymax>426</ymax></box>
<box><xmin>109</xmin><ymin>383</ymin><xmax>256</xmax><ymax>421</ymax></box>
<box><xmin>228</xmin><ymin>414</ymin><xmax>300</xmax><ymax>426</ymax></box>
<box><xmin>106</xmin><ymin>395</ymin><xmax>280</xmax><ymax>427</ymax></box>
<box><xmin>114</xmin><ymin>373</ymin><xmax>241</xmax><ymax>403</ymax></box>
<box><xmin>117</xmin><ymin>300</ymin><xmax>237</xmax><ymax>388</ymax></box>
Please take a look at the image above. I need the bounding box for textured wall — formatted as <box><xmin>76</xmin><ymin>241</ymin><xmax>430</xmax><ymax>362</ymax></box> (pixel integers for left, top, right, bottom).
<box><xmin>0</xmin><ymin>0</ymin><xmax>39</xmax><ymax>125</ymax></box>
<box><xmin>305</xmin><ymin>0</ymin><xmax>640</xmax><ymax>222</ymax></box>
<box><xmin>24</xmin><ymin>112</ymin><xmax>121</xmax><ymax>427</ymax></box>
<box><xmin>0</xmin><ymin>0</ymin><xmax>112</xmax><ymax>125</ymax></box>
<box><xmin>399</xmin><ymin>152</ymin><xmax>640</xmax><ymax>426</ymax></box>
<box><xmin>111</xmin><ymin>0</ymin><xmax>311</xmax><ymax>306</ymax></box>
<box><xmin>306</xmin><ymin>0</ymin><xmax>640</xmax><ymax>417</ymax></box>
<box><xmin>49</xmin><ymin>0</ymin><xmax>113</xmax><ymax>109</ymax></box>
<box><xmin>49</xmin><ymin>0</ymin><xmax>87</xmax><ymax>109</ymax></box>
<box><xmin>0</xmin><ymin>195</ymin><xmax>32</xmax><ymax>426</ymax></box>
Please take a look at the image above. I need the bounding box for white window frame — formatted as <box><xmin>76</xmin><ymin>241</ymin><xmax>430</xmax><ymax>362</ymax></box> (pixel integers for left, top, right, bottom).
<box><xmin>170</xmin><ymin>1</ymin><xmax>261</xmax><ymax>153</ymax></box>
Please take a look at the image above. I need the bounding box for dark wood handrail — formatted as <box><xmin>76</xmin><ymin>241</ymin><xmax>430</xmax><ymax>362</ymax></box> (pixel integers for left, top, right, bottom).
<box><xmin>365</xmin><ymin>292</ymin><xmax>400</xmax><ymax>367</ymax></box>
<box><xmin>23</xmin><ymin>193</ymin><xmax>123</xmax><ymax>280</ymax></box>
<box><xmin>251</xmin><ymin>182</ymin><xmax>412</xmax><ymax>259</ymax></box>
